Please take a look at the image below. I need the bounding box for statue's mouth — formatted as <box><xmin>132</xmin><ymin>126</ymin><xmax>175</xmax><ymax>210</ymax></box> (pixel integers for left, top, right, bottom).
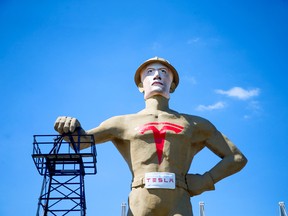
<box><xmin>152</xmin><ymin>81</ymin><xmax>163</xmax><ymax>86</ymax></box>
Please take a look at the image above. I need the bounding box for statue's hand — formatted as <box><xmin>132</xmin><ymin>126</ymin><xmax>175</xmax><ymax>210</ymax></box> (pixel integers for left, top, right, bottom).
<box><xmin>186</xmin><ymin>172</ymin><xmax>215</xmax><ymax>197</ymax></box>
<box><xmin>54</xmin><ymin>116</ymin><xmax>81</xmax><ymax>134</ymax></box>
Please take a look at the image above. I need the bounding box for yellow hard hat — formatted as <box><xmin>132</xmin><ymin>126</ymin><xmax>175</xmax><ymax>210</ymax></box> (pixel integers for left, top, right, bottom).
<box><xmin>134</xmin><ymin>57</ymin><xmax>179</xmax><ymax>89</ymax></box>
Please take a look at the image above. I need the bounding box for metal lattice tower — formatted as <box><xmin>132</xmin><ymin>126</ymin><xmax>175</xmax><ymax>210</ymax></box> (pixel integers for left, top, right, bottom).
<box><xmin>279</xmin><ymin>202</ymin><xmax>287</xmax><ymax>216</ymax></box>
<box><xmin>199</xmin><ymin>201</ymin><xmax>205</xmax><ymax>216</ymax></box>
<box><xmin>32</xmin><ymin>133</ymin><xmax>97</xmax><ymax>216</ymax></box>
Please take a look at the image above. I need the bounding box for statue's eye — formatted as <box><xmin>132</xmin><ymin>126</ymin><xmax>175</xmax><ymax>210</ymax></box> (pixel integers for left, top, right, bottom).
<box><xmin>161</xmin><ymin>69</ymin><xmax>167</xmax><ymax>73</ymax></box>
<box><xmin>147</xmin><ymin>69</ymin><xmax>153</xmax><ymax>73</ymax></box>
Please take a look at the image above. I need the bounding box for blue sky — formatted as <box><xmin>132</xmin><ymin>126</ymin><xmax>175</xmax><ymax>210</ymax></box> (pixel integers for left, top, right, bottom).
<box><xmin>0</xmin><ymin>0</ymin><xmax>287</xmax><ymax>215</ymax></box>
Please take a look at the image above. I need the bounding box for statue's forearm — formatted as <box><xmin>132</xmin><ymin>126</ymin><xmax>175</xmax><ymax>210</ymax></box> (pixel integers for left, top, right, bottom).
<box><xmin>209</xmin><ymin>153</ymin><xmax>247</xmax><ymax>183</ymax></box>
<box><xmin>65</xmin><ymin>127</ymin><xmax>93</xmax><ymax>150</ymax></box>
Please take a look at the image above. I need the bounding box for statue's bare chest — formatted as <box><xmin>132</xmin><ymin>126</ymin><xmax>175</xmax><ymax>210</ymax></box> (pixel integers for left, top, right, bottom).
<box><xmin>124</xmin><ymin>114</ymin><xmax>194</xmax><ymax>164</ymax></box>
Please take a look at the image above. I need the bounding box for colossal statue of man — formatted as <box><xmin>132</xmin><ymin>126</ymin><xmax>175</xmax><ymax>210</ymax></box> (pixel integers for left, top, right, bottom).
<box><xmin>54</xmin><ymin>57</ymin><xmax>247</xmax><ymax>216</ymax></box>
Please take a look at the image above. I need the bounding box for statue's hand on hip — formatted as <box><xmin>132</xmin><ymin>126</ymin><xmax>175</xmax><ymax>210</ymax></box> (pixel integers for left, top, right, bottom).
<box><xmin>186</xmin><ymin>172</ymin><xmax>215</xmax><ymax>197</ymax></box>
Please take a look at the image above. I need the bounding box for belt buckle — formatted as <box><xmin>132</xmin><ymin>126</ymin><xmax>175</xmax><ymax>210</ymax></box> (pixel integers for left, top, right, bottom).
<box><xmin>144</xmin><ymin>172</ymin><xmax>175</xmax><ymax>189</ymax></box>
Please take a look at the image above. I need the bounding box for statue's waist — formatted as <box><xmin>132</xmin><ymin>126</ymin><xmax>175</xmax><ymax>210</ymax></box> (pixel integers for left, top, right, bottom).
<box><xmin>131</xmin><ymin>172</ymin><xmax>188</xmax><ymax>191</ymax></box>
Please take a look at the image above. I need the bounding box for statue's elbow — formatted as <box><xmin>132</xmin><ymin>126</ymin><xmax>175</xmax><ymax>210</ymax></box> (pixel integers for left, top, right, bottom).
<box><xmin>235</xmin><ymin>153</ymin><xmax>248</xmax><ymax>171</ymax></box>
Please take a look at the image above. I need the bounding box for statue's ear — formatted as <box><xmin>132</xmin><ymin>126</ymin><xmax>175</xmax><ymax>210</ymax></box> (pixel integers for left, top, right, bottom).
<box><xmin>170</xmin><ymin>82</ymin><xmax>176</xmax><ymax>93</ymax></box>
<box><xmin>138</xmin><ymin>83</ymin><xmax>144</xmax><ymax>93</ymax></box>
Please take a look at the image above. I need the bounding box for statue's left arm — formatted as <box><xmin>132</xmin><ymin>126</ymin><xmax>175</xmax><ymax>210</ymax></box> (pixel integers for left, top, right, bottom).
<box><xmin>187</xmin><ymin>124</ymin><xmax>247</xmax><ymax>196</ymax></box>
<box><xmin>204</xmin><ymin>131</ymin><xmax>248</xmax><ymax>183</ymax></box>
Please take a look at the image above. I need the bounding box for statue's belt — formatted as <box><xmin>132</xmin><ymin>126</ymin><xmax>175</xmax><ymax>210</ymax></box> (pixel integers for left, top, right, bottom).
<box><xmin>131</xmin><ymin>173</ymin><xmax>188</xmax><ymax>191</ymax></box>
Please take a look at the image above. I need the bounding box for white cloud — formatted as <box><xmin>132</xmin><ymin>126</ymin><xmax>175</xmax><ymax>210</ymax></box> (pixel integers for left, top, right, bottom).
<box><xmin>187</xmin><ymin>37</ymin><xmax>200</xmax><ymax>44</ymax></box>
<box><xmin>247</xmin><ymin>100</ymin><xmax>261</xmax><ymax>111</ymax></box>
<box><xmin>183</xmin><ymin>75</ymin><xmax>197</xmax><ymax>85</ymax></box>
<box><xmin>243</xmin><ymin>115</ymin><xmax>251</xmax><ymax>119</ymax></box>
<box><xmin>187</xmin><ymin>37</ymin><xmax>220</xmax><ymax>46</ymax></box>
<box><xmin>215</xmin><ymin>87</ymin><xmax>260</xmax><ymax>100</ymax></box>
<box><xmin>244</xmin><ymin>100</ymin><xmax>263</xmax><ymax>118</ymax></box>
<box><xmin>196</xmin><ymin>101</ymin><xmax>225</xmax><ymax>111</ymax></box>
<box><xmin>151</xmin><ymin>42</ymin><xmax>161</xmax><ymax>50</ymax></box>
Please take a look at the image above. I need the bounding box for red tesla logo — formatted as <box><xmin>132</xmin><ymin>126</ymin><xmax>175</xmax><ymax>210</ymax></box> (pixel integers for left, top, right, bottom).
<box><xmin>137</xmin><ymin>122</ymin><xmax>184</xmax><ymax>164</ymax></box>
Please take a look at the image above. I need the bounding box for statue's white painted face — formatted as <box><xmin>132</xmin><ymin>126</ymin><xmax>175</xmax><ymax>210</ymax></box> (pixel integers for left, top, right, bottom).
<box><xmin>140</xmin><ymin>62</ymin><xmax>173</xmax><ymax>100</ymax></box>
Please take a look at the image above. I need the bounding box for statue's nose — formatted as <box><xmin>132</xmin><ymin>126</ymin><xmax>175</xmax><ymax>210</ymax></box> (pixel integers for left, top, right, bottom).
<box><xmin>153</xmin><ymin>70</ymin><xmax>161</xmax><ymax>80</ymax></box>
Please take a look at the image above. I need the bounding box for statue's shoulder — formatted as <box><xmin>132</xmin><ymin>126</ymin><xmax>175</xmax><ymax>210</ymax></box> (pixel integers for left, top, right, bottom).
<box><xmin>103</xmin><ymin>113</ymin><xmax>142</xmax><ymax>124</ymax></box>
<box><xmin>178</xmin><ymin>112</ymin><xmax>216</xmax><ymax>130</ymax></box>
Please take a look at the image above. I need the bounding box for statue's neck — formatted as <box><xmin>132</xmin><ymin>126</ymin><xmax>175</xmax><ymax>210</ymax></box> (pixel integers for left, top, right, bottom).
<box><xmin>144</xmin><ymin>96</ymin><xmax>170</xmax><ymax>112</ymax></box>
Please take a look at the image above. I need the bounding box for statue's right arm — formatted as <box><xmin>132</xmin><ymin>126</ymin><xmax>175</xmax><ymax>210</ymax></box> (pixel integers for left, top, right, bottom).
<box><xmin>54</xmin><ymin>116</ymin><xmax>120</xmax><ymax>150</ymax></box>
